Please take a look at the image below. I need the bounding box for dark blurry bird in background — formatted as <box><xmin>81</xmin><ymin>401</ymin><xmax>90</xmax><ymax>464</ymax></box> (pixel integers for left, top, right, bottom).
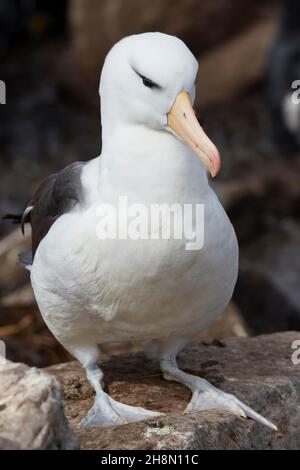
<box><xmin>266</xmin><ymin>0</ymin><xmax>300</xmax><ymax>155</ymax></box>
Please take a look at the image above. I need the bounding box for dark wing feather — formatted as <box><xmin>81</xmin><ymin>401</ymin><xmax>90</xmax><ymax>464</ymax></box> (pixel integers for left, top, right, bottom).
<box><xmin>29</xmin><ymin>172</ymin><xmax>59</xmax><ymax>257</ymax></box>
<box><xmin>30</xmin><ymin>161</ymin><xmax>86</xmax><ymax>257</ymax></box>
<box><xmin>8</xmin><ymin>161</ymin><xmax>87</xmax><ymax>264</ymax></box>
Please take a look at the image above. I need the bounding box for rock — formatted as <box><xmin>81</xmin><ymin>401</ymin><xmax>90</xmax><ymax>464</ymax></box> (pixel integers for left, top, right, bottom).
<box><xmin>49</xmin><ymin>332</ymin><xmax>300</xmax><ymax>449</ymax></box>
<box><xmin>197</xmin><ymin>18</ymin><xmax>277</xmax><ymax>108</ymax></box>
<box><xmin>235</xmin><ymin>221</ymin><xmax>300</xmax><ymax>334</ymax></box>
<box><xmin>210</xmin><ymin>156</ymin><xmax>300</xmax><ymax>335</ymax></box>
<box><xmin>1</xmin><ymin>283</ymin><xmax>35</xmax><ymax>307</ymax></box>
<box><xmin>0</xmin><ymin>303</ymin><xmax>71</xmax><ymax>367</ymax></box>
<box><xmin>64</xmin><ymin>0</ymin><xmax>279</xmax><ymax>103</ymax></box>
<box><xmin>214</xmin><ymin>162</ymin><xmax>300</xmax><ymax>228</ymax></box>
<box><xmin>0</xmin><ymin>360</ymin><xmax>79</xmax><ymax>449</ymax></box>
<box><xmin>0</xmin><ymin>228</ymin><xmax>31</xmax><ymax>296</ymax></box>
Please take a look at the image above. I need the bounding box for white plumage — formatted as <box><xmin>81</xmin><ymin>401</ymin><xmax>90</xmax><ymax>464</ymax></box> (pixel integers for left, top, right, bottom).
<box><xmin>29</xmin><ymin>33</ymin><xmax>276</xmax><ymax>430</ymax></box>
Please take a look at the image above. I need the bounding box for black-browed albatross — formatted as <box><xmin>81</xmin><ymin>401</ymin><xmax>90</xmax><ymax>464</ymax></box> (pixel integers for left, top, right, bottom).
<box><xmin>8</xmin><ymin>33</ymin><xmax>277</xmax><ymax>430</ymax></box>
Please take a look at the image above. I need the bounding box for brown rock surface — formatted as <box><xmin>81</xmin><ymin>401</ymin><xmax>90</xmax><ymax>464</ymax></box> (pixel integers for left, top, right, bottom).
<box><xmin>48</xmin><ymin>332</ymin><xmax>300</xmax><ymax>449</ymax></box>
<box><xmin>0</xmin><ymin>360</ymin><xmax>78</xmax><ymax>450</ymax></box>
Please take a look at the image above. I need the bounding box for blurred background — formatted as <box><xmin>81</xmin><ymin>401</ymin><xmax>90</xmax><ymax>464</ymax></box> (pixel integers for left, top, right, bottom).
<box><xmin>0</xmin><ymin>0</ymin><xmax>299</xmax><ymax>367</ymax></box>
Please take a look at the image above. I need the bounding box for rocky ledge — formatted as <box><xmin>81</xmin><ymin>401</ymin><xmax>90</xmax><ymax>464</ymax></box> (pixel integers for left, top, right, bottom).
<box><xmin>1</xmin><ymin>332</ymin><xmax>300</xmax><ymax>449</ymax></box>
<box><xmin>0</xmin><ymin>360</ymin><xmax>78</xmax><ymax>449</ymax></box>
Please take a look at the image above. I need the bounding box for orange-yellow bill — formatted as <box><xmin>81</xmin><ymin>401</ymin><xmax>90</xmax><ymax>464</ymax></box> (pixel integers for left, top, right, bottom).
<box><xmin>167</xmin><ymin>91</ymin><xmax>221</xmax><ymax>177</ymax></box>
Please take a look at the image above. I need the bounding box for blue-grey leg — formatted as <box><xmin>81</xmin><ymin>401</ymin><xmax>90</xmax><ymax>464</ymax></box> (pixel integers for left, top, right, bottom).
<box><xmin>81</xmin><ymin>362</ymin><xmax>162</xmax><ymax>428</ymax></box>
<box><xmin>66</xmin><ymin>343</ymin><xmax>162</xmax><ymax>428</ymax></box>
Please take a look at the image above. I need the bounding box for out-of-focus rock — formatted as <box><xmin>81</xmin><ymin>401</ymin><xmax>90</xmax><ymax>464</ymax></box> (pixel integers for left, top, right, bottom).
<box><xmin>0</xmin><ymin>228</ymin><xmax>30</xmax><ymax>296</ymax></box>
<box><xmin>235</xmin><ymin>221</ymin><xmax>300</xmax><ymax>334</ymax></box>
<box><xmin>65</xmin><ymin>0</ymin><xmax>278</xmax><ymax>104</ymax></box>
<box><xmin>0</xmin><ymin>303</ymin><xmax>71</xmax><ymax>367</ymax></box>
<box><xmin>213</xmin><ymin>160</ymin><xmax>300</xmax><ymax>213</ymax></box>
<box><xmin>197</xmin><ymin>19</ymin><xmax>277</xmax><ymax>108</ymax></box>
<box><xmin>1</xmin><ymin>283</ymin><xmax>35</xmax><ymax>307</ymax></box>
<box><xmin>0</xmin><ymin>360</ymin><xmax>79</xmax><ymax>450</ymax></box>
<box><xmin>49</xmin><ymin>332</ymin><xmax>300</xmax><ymax>450</ymax></box>
<box><xmin>212</xmin><ymin>156</ymin><xmax>300</xmax><ymax>335</ymax></box>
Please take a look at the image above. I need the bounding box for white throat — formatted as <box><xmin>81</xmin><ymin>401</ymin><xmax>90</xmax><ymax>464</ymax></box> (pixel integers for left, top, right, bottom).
<box><xmin>99</xmin><ymin>121</ymin><xmax>209</xmax><ymax>204</ymax></box>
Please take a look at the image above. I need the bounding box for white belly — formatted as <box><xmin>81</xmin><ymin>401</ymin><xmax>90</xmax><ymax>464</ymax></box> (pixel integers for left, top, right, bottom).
<box><xmin>30</xmin><ymin>189</ymin><xmax>238</xmax><ymax>349</ymax></box>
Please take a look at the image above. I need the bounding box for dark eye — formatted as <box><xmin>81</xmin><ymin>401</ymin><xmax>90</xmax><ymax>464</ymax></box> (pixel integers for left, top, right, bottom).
<box><xmin>141</xmin><ymin>76</ymin><xmax>158</xmax><ymax>89</ymax></box>
<box><xmin>131</xmin><ymin>66</ymin><xmax>161</xmax><ymax>90</ymax></box>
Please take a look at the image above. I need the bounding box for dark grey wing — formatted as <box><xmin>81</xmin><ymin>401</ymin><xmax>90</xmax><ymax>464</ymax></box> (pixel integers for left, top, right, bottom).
<box><xmin>24</xmin><ymin>161</ymin><xmax>86</xmax><ymax>261</ymax></box>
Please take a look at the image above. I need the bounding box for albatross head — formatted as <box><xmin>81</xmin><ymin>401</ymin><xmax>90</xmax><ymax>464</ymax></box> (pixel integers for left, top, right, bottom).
<box><xmin>100</xmin><ymin>32</ymin><xmax>220</xmax><ymax>177</ymax></box>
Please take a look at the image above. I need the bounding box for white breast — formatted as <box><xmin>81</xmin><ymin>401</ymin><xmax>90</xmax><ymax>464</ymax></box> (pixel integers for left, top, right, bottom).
<box><xmin>30</xmin><ymin>128</ymin><xmax>238</xmax><ymax>349</ymax></box>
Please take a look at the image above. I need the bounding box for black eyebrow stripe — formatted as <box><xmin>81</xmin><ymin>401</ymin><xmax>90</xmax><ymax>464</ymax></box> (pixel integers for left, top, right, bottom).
<box><xmin>131</xmin><ymin>66</ymin><xmax>162</xmax><ymax>89</ymax></box>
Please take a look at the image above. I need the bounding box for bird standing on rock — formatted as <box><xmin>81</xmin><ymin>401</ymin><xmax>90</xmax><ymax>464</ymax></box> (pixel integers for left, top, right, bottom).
<box><xmin>11</xmin><ymin>33</ymin><xmax>276</xmax><ymax>430</ymax></box>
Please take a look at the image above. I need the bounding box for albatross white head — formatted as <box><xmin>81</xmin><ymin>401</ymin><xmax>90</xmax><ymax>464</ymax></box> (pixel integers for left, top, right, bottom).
<box><xmin>100</xmin><ymin>32</ymin><xmax>220</xmax><ymax>177</ymax></box>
